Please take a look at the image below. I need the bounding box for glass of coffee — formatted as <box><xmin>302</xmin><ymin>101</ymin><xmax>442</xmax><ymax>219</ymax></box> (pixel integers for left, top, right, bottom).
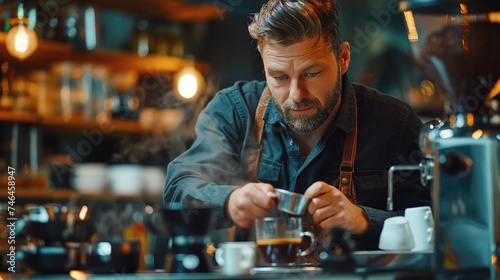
<box><xmin>255</xmin><ymin>217</ymin><xmax>316</xmax><ymax>266</ymax></box>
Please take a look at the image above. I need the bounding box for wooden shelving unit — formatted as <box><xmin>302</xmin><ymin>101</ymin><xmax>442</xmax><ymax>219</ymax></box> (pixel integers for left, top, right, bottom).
<box><xmin>83</xmin><ymin>0</ymin><xmax>224</xmax><ymax>22</ymax></box>
<box><xmin>0</xmin><ymin>0</ymin><xmax>203</xmax><ymax>208</ymax></box>
<box><xmin>0</xmin><ymin>110</ymin><xmax>184</xmax><ymax>134</ymax></box>
<box><xmin>0</xmin><ymin>110</ymin><xmax>40</xmax><ymax>123</ymax></box>
<box><xmin>0</xmin><ymin>187</ymin><xmax>162</xmax><ymax>201</ymax></box>
<box><xmin>0</xmin><ymin>32</ymin><xmax>210</xmax><ymax>74</ymax></box>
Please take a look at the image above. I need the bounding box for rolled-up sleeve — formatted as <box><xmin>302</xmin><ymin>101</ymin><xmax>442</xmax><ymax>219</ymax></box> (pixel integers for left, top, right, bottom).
<box><xmin>163</xmin><ymin>82</ymin><xmax>261</xmax><ymax>228</ymax></box>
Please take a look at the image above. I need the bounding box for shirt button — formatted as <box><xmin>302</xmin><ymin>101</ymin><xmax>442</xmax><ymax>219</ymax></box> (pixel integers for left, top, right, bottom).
<box><xmin>289</xmin><ymin>140</ymin><xmax>294</xmax><ymax>146</ymax></box>
<box><xmin>341</xmin><ymin>177</ymin><xmax>349</xmax><ymax>185</ymax></box>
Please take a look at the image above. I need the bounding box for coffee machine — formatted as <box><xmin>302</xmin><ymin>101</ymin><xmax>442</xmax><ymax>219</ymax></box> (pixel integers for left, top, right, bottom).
<box><xmin>144</xmin><ymin>202</ymin><xmax>215</xmax><ymax>273</ymax></box>
<box><xmin>400</xmin><ymin>0</ymin><xmax>500</xmax><ymax>279</ymax></box>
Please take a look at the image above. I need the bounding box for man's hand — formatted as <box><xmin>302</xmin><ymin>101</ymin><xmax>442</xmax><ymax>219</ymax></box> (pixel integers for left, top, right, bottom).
<box><xmin>226</xmin><ymin>183</ymin><xmax>276</xmax><ymax>228</ymax></box>
<box><xmin>305</xmin><ymin>181</ymin><xmax>368</xmax><ymax>234</ymax></box>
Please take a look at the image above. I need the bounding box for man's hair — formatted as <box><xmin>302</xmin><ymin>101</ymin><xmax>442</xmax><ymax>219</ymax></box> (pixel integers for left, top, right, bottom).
<box><xmin>248</xmin><ymin>0</ymin><xmax>341</xmax><ymax>55</ymax></box>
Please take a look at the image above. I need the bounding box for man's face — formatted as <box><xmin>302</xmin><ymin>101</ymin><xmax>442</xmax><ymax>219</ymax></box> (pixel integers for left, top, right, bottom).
<box><xmin>262</xmin><ymin>37</ymin><xmax>349</xmax><ymax>134</ymax></box>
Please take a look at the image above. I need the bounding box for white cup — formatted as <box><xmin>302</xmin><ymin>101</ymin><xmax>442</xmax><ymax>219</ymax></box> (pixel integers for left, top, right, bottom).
<box><xmin>379</xmin><ymin>216</ymin><xmax>415</xmax><ymax>251</ymax></box>
<box><xmin>142</xmin><ymin>166</ymin><xmax>166</xmax><ymax>195</ymax></box>
<box><xmin>72</xmin><ymin>163</ymin><xmax>108</xmax><ymax>193</ymax></box>
<box><xmin>108</xmin><ymin>164</ymin><xmax>143</xmax><ymax>196</ymax></box>
<box><xmin>405</xmin><ymin>206</ymin><xmax>434</xmax><ymax>252</ymax></box>
<box><xmin>215</xmin><ymin>242</ymin><xmax>256</xmax><ymax>276</ymax></box>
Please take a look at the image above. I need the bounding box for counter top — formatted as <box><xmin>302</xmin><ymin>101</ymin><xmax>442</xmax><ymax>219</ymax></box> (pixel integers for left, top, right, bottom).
<box><xmin>1</xmin><ymin>270</ymin><xmax>434</xmax><ymax>280</ymax></box>
<box><xmin>1</xmin><ymin>251</ymin><xmax>434</xmax><ymax>279</ymax></box>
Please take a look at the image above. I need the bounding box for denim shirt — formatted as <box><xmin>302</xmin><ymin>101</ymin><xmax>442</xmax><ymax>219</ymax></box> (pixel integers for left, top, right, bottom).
<box><xmin>164</xmin><ymin>75</ymin><xmax>431</xmax><ymax>250</ymax></box>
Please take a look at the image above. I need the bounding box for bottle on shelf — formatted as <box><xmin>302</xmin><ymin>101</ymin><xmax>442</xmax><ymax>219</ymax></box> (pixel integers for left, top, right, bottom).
<box><xmin>0</xmin><ymin>62</ymin><xmax>13</xmax><ymax>110</ymax></box>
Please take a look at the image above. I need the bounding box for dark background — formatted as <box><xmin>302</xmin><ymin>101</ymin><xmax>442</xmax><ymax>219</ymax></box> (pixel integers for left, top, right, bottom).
<box><xmin>184</xmin><ymin>0</ymin><xmax>433</xmax><ymax>107</ymax></box>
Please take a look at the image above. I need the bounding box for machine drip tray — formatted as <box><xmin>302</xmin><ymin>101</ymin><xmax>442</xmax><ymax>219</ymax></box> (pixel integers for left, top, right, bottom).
<box><xmin>353</xmin><ymin>250</ymin><xmax>433</xmax><ymax>273</ymax></box>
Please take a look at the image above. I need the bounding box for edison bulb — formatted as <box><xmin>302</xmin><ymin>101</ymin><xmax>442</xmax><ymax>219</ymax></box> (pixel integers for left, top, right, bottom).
<box><xmin>178</xmin><ymin>73</ymin><xmax>198</xmax><ymax>99</ymax></box>
<box><xmin>175</xmin><ymin>66</ymin><xmax>205</xmax><ymax>100</ymax></box>
<box><xmin>6</xmin><ymin>24</ymin><xmax>39</xmax><ymax>60</ymax></box>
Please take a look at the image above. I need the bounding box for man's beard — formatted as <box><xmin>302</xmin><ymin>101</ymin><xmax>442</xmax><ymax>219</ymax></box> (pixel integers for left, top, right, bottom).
<box><xmin>273</xmin><ymin>78</ymin><xmax>342</xmax><ymax>134</ymax></box>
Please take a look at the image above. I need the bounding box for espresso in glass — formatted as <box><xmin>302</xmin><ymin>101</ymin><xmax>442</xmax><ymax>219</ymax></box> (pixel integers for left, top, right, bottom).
<box><xmin>257</xmin><ymin>237</ymin><xmax>303</xmax><ymax>265</ymax></box>
<box><xmin>255</xmin><ymin>217</ymin><xmax>316</xmax><ymax>266</ymax></box>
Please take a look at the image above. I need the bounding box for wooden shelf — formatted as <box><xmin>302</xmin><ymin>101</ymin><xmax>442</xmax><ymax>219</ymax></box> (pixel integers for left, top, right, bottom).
<box><xmin>41</xmin><ymin>115</ymin><xmax>149</xmax><ymax>134</ymax></box>
<box><xmin>0</xmin><ymin>110</ymin><xmax>184</xmax><ymax>134</ymax></box>
<box><xmin>85</xmin><ymin>0</ymin><xmax>223</xmax><ymax>22</ymax></box>
<box><xmin>0</xmin><ymin>187</ymin><xmax>162</xmax><ymax>202</ymax></box>
<box><xmin>0</xmin><ymin>110</ymin><xmax>40</xmax><ymax>123</ymax></box>
<box><xmin>0</xmin><ymin>32</ymin><xmax>210</xmax><ymax>74</ymax></box>
<box><xmin>0</xmin><ymin>0</ymin><xmax>221</xmax><ymax>23</ymax></box>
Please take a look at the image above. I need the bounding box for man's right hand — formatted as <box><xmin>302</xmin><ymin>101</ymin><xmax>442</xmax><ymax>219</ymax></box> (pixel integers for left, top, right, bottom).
<box><xmin>226</xmin><ymin>183</ymin><xmax>276</xmax><ymax>228</ymax></box>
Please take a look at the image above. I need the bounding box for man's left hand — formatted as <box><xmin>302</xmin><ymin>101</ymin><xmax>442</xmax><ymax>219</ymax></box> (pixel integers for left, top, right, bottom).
<box><xmin>304</xmin><ymin>181</ymin><xmax>368</xmax><ymax>235</ymax></box>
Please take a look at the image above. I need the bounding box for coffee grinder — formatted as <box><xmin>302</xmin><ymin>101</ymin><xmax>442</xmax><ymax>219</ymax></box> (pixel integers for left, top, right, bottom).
<box><xmin>147</xmin><ymin>202</ymin><xmax>215</xmax><ymax>273</ymax></box>
<box><xmin>400</xmin><ymin>0</ymin><xmax>500</xmax><ymax>279</ymax></box>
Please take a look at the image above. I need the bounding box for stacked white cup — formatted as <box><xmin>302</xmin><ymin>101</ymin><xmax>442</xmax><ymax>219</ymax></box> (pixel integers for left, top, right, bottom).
<box><xmin>379</xmin><ymin>216</ymin><xmax>415</xmax><ymax>251</ymax></box>
<box><xmin>405</xmin><ymin>206</ymin><xmax>434</xmax><ymax>252</ymax></box>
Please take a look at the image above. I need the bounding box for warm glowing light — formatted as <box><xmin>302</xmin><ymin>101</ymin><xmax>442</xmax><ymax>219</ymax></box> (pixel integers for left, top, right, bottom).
<box><xmin>78</xmin><ymin>205</ymin><xmax>88</xmax><ymax>220</ymax></box>
<box><xmin>488</xmin><ymin>12</ymin><xmax>500</xmax><ymax>23</ymax></box>
<box><xmin>403</xmin><ymin>11</ymin><xmax>419</xmax><ymax>42</ymax></box>
<box><xmin>5</xmin><ymin>24</ymin><xmax>38</xmax><ymax>60</ymax></box>
<box><xmin>179</xmin><ymin>74</ymin><xmax>198</xmax><ymax>99</ymax></box>
<box><xmin>471</xmin><ymin>129</ymin><xmax>483</xmax><ymax>139</ymax></box>
<box><xmin>439</xmin><ymin>129</ymin><xmax>454</xmax><ymax>139</ymax></box>
<box><xmin>466</xmin><ymin>113</ymin><xmax>475</xmax><ymax>127</ymax></box>
<box><xmin>15</xmin><ymin>30</ymin><xmax>28</xmax><ymax>52</ymax></box>
<box><xmin>420</xmin><ymin>80</ymin><xmax>435</xmax><ymax>97</ymax></box>
<box><xmin>488</xmin><ymin>78</ymin><xmax>500</xmax><ymax>100</ymax></box>
<box><xmin>145</xmin><ymin>205</ymin><xmax>154</xmax><ymax>214</ymax></box>
<box><xmin>175</xmin><ymin>66</ymin><xmax>205</xmax><ymax>100</ymax></box>
<box><xmin>449</xmin><ymin>115</ymin><xmax>457</xmax><ymax>127</ymax></box>
<box><xmin>69</xmin><ymin>270</ymin><xmax>88</xmax><ymax>280</ymax></box>
<box><xmin>459</xmin><ymin>3</ymin><xmax>468</xmax><ymax>14</ymax></box>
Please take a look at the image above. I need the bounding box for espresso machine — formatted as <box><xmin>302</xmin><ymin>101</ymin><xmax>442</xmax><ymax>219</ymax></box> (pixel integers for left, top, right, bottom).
<box><xmin>399</xmin><ymin>0</ymin><xmax>500</xmax><ymax>279</ymax></box>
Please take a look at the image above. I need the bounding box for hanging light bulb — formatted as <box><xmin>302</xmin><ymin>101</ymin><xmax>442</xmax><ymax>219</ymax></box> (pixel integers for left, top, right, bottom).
<box><xmin>5</xmin><ymin>1</ymin><xmax>39</xmax><ymax>60</ymax></box>
<box><xmin>6</xmin><ymin>23</ymin><xmax>38</xmax><ymax>60</ymax></box>
<box><xmin>174</xmin><ymin>66</ymin><xmax>205</xmax><ymax>100</ymax></box>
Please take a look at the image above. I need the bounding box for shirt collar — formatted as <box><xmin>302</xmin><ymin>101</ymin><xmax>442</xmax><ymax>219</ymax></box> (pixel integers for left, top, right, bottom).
<box><xmin>263</xmin><ymin>74</ymin><xmax>356</xmax><ymax>134</ymax></box>
<box><xmin>335</xmin><ymin>74</ymin><xmax>357</xmax><ymax>133</ymax></box>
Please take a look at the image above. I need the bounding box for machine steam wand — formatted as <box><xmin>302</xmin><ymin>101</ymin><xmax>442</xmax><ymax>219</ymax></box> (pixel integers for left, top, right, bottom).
<box><xmin>386</xmin><ymin>119</ymin><xmax>442</xmax><ymax>211</ymax></box>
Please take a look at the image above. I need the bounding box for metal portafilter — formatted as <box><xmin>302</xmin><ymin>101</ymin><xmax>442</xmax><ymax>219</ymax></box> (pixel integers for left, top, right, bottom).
<box><xmin>274</xmin><ymin>188</ymin><xmax>311</xmax><ymax>216</ymax></box>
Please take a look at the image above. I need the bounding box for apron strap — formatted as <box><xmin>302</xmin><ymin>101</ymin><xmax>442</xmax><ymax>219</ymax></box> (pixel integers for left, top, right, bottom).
<box><xmin>339</xmin><ymin>99</ymin><xmax>358</xmax><ymax>204</ymax></box>
<box><xmin>249</xmin><ymin>86</ymin><xmax>358</xmax><ymax>204</ymax></box>
<box><xmin>248</xmin><ymin>86</ymin><xmax>270</xmax><ymax>182</ymax></box>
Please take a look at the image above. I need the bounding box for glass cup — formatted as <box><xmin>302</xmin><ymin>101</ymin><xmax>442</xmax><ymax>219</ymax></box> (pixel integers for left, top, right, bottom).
<box><xmin>255</xmin><ymin>217</ymin><xmax>316</xmax><ymax>266</ymax></box>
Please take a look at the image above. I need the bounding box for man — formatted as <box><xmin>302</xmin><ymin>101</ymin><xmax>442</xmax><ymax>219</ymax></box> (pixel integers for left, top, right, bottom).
<box><xmin>164</xmin><ymin>0</ymin><xmax>431</xmax><ymax>252</ymax></box>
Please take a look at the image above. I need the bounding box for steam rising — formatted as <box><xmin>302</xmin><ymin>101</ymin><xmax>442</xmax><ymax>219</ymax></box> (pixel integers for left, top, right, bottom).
<box><xmin>111</xmin><ymin>75</ymin><xmax>219</xmax><ymax>165</ymax></box>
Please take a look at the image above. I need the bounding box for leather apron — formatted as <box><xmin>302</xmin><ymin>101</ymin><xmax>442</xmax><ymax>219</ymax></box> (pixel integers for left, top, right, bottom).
<box><xmin>249</xmin><ymin>87</ymin><xmax>358</xmax><ymax>204</ymax></box>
